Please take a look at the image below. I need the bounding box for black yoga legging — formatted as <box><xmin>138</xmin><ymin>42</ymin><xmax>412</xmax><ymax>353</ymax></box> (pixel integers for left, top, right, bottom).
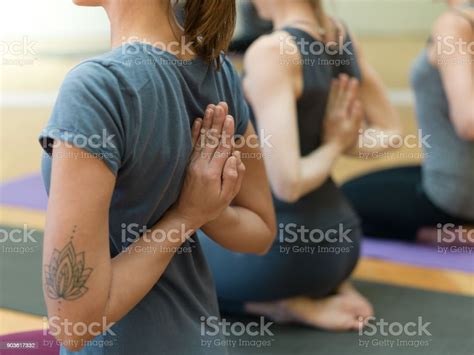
<box><xmin>341</xmin><ymin>165</ymin><xmax>474</xmax><ymax>242</ymax></box>
<box><xmin>199</xmin><ymin>225</ymin><xmax>360</xmax><ymax>314</ymax></box>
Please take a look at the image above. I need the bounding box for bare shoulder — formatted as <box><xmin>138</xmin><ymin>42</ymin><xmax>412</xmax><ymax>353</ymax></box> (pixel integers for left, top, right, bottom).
<box><xmin>244</xmin><ymin>31</ymin><xmax>300</xmax><ymax>75</ymax></box>
<box><xmin>432</xmin><ymin>10</ymin><xmax>473</xmax><ymax>38</ymax></box>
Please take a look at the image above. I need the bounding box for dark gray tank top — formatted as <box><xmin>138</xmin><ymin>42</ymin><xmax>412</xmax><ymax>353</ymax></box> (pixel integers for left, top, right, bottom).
<box><xmin>252</xmin><ymin>26</ymin><xmax>362</xmax><ymax>230</ymax></box>
<box><xmin>411</xmin><ymin>6</ymin><xmax>474</xmax><ymax>220</ymax></box>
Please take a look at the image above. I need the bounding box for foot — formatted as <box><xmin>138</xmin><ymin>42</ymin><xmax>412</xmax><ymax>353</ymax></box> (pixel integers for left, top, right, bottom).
<box><xmin>244</xmin><ymin>284</ymin><xmax>374</xmax><ymax>332</ymax></box>
<box><xmin>337</xmin><ymin>281</ymin><xmax>374</xmax><ymax>319</ymax></box>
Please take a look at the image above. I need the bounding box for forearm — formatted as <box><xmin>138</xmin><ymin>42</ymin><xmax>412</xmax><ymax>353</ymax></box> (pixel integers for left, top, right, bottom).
<box><xmin>46</xmin><ymin>210</ymin><xmax>198</xmax><ymax>349</ymax></box>
<box><xmin>201</xmin><ymin>205</ymin><xmax>274</xmax><ymax>255</ymax></box>
<box><xmin>296</xmin><ymin>141</ymin><xmax>342</xmax><ymax>198</ymax></box>
<box><xmin>103</xmin><ymin>210</ymin><xmax>198</xmax><ymax>322</ymax></box>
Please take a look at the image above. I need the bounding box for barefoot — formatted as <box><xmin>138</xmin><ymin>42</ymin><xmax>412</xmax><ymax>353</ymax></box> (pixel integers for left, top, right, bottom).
<box><xmin>244</xmin><ymin>299</ymin><xmax>300</xmax><ymax>324</ymax></box>
<box><xmin>281</xmin><ymin>295</ymin><xmax>366</xmax><ymax>331</ymax></box>
<box><xmin>244</xmin><ymin>293</ymin><xmax>369</xmax><ymax>332</ymax></box>
<box><xmin>337</xmin><ymin>281</ymin><xmax>374</xmax><ymax>319</ymax></box>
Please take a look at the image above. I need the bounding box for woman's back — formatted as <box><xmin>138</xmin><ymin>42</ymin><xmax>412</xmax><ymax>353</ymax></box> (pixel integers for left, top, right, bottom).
<box><xmin>266</xmin><ymin>26</ymin><xmax>361</xmax><ymax>230</ymax></box>
<box><xmin>40</xmin><ymin>43</ymin><xmax>249</xmax><ymax>354</ymax></box>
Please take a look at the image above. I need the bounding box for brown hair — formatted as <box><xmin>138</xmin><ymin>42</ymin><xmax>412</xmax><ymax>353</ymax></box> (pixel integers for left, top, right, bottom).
<box><xmin>310</xmin><ymin>0</ymin><xmax>332</xmax><ymax>38</ymax></box>
<box><xmin>182</xmin><ymin>0</ymin><xmax>237</xmax><ymax>69</ymax></box>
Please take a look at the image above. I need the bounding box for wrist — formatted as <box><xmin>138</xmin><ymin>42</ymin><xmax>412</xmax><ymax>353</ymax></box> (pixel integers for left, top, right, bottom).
<box><xmin>325</xmin><ymin>140</ymin><xmax>345</xmax><ymax>155</ymax></box>
<box><xmin>166</xmin><ymin>207</ymin><xmax>204</xmax><ymax>233</ymax></box>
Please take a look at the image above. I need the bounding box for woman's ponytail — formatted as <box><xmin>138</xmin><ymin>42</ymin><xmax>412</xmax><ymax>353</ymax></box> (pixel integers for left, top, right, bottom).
<box><xmin>310</xmin><ymin>0</ymin><xmax>331</xmax><ymax>38</ymax></box>
<box><xmin>183</xmin><ymin>0</ymin><xmax>237</xmax><ymax>69</ymax></box>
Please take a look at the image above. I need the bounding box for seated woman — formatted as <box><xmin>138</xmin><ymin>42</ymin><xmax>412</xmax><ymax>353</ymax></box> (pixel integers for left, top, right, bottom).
<box><xmin>200</xmin><ymin>0</ymin><xmax>401</xmax><ymax>331</ymax></box>
<box><xmin>342</xmin><ymin>0</ymin><xmax>474</xmax><ymax>244</ymax></box>
<box><xmin>39</xmin><ymin>0</ymin><xmax>276</xmax><ymax>354</ymax></box>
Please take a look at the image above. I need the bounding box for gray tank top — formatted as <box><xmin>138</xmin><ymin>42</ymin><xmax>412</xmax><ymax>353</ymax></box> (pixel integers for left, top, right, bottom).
<box><xmin>251</xmin><ymin>26</ymin><xmax>362</xmax><ymax>230</ymax></box>
<box><xmin>411</xmin><ymin>6</ymin><xmax>474</xmax><ymax>220</ymax></box>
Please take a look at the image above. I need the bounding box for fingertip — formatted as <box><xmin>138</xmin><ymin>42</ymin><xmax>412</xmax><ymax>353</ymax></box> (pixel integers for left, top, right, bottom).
<box><xmin>339</xmin><ymin>73</ymin><xmax>349</xmax><ymax>81</ymax></box>
<box><xmin>204</xmin><ymin>108</ymin><xmax>213</xmax><ymax>122</ymax></box>
<box><xmin>350</xmin><ymin>78</ymin><xmax>359</xmax><ymax>88</ymax></box>
<box><xmin>192</xmin><ymin>119</ymin><xmax>202</xmax><ymax>137</ymax></box>
<box><xmin>227</xmin><ymin>156</ymin><xmax>238</xmax><ymax>174</ymax></box>
<box><xmin>226</xmin><ymin>114</ymin><xmax>235</xmax><ymax>124</ymax></box>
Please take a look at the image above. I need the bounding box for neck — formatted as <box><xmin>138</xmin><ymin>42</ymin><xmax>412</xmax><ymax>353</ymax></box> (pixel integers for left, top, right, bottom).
<box><xmin>271</xmin><ymin>1</ymin><xmax>319</xmax><ymax>29</ymax></box>
<box><xmin>103</xmin><ymin>0</ymin><xmax>182</xmax><ymax>50</ymax></box>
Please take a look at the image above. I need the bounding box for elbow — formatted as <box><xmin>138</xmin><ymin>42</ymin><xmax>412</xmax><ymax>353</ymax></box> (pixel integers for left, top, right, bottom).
<box><xmin>255</xmin><ymin>245</ymin><xmax>272</xmax><ymax>256</ymax></box>
<box><xmin>60</xmin><ymin>337</ymin><xmax>86</xmax><ymax>353</ymax></box>
<box><xmin>254</xmin><ymin>238</ymin><xmax>274</xmax><ymax>256</ymax></box>
<box><xmin>255</xmin><ymin>224</ymin><xmax>277</xmax><ymax>256</ymax></box>
<box><xmin>455</xmin><ymin>118</ymin><xmax>474</xmax><ymax>141</ymax></box>
<box><xmin>47</xmin><ymin>310</ymin><xmax>107</xmax><ymax>352</ymax></box>
<box><xmin>51</xmin><ymin>330</ymin><xmax>88</xmax><ymax>352</ymax></box>
<box><xmin>272</xmin><ymin>177</ymin><xmax>301</xmax><ymax>204</ymax></box>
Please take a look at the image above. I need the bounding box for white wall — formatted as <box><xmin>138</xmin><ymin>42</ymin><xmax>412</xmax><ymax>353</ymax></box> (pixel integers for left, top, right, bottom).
<box><xmin>0</xmin><ymin>0</ymin><xmax>448</xmax><ymax>44</ymax></box>
<box><xmin>327</xmin><ymin>0</ymin><xmax>447</xmax><ymax>36</ymax></box>
<box><xmin>0</xmin><ymin>0</ymin><xmax>109</xmax><ymax>40</ymax></box>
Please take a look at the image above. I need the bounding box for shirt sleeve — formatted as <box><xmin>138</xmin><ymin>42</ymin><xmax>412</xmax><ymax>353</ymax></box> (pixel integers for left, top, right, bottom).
<box><xmin>38</xmin><ymin>61</ymin><xmax>127</xmax><ymax>176</ymax></box>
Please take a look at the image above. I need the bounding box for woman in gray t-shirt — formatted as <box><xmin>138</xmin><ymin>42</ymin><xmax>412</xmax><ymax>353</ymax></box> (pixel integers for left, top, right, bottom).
<box><xmin>38</xmin><ymin>1</ymin><xmax>276</xmax><ymax>354</ymax></box>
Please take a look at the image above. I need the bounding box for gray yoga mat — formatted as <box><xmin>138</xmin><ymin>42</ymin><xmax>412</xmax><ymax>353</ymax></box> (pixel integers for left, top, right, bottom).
<box><xmin>0</xmin><ymin>225</ymin><xmax>46</xmax><ymax>316</ymax></box>
<box><xmin>1</xmin><ymin>225</ymin><xmax>472</xmax><ymax>355</ymax></box>
<box><xmin>225</xmin><ymin>281</ymin><xmax>474</xmax><ymax>355</ymax></box>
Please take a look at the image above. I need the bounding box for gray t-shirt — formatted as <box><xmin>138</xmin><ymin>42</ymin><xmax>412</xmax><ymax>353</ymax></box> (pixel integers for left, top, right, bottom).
<box><xmin>39</xmin><ymin>43</ymin><xmax>249</xmax><ymax>355</ymax></box>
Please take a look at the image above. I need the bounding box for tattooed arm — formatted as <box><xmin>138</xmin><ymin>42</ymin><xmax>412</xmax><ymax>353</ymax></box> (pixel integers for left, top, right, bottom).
<box><xmin>43</xmin><ymin>105</ymin><xmax>244</xmax><ymax>351</ymax></box>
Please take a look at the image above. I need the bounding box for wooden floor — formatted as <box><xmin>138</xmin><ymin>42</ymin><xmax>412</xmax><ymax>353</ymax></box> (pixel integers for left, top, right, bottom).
<box><xmin>1</xmin><ymin>36</ymin><xmax>472</xmax><ymax>336</ymax></box>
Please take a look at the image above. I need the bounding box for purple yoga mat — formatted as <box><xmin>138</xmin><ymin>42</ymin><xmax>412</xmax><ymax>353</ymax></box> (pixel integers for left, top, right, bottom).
<box><xmin>362</xmin><ymin>237</ymin><xmax>474</xmax><ymax>273</ymax></box>
<box><xmin>1</xmin><ymin>174</ymin><xmax>472</xmax><ymax>273</ymax></box>
<box><xmin>0</xmin><ymin>174</ymin><xmax>48</xmax><ymax>211</ymax></box>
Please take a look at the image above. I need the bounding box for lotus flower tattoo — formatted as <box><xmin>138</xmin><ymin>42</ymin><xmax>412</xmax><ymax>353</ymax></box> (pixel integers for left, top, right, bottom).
<box><xmin>45</xmin><ymin>242</ymin><xmax>93</xmax><ymax>300</ymax></box>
